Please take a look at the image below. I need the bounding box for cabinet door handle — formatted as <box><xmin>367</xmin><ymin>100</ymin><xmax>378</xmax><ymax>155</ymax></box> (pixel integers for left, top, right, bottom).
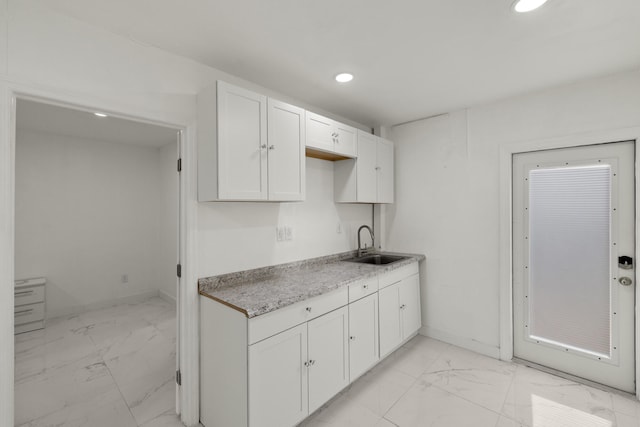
<box><xmin>260</xmin><ymin>144</ymin><xmax>267</xmax><ymax>149</ymax></box>
<box><xmin>309</xmin><ymin>359</ymin><xmax>315</xmax><ymax>366</ymax></box>
<box><xmin>305</xmin><ymin>307</ymin><xmax>312</xmax><ymax>313</ymax></box>
<box><xmin>269</xmin><ymin>145</ymin><xmax>275</xmax><ymax>150</ymax></box>
<box><xmin>304</xmin><ymin>361</ymin><xmax>309</xmax><ymax>367</ymax></box>
<box><xmin>362</xmin><ymin>284</ymin><xmax>368</xmax><ymax>289</ymax></box>
<box><xmin>400</xmin><ymin>304</ymin><xmax>406</xmax><ymax>310</ymax></box>
<box><xmin>350</xmin><ymin>336</ymin><xmax>356</xmax><ymax>341</ymax></box>
<box><xmin>15</xmin><ymin>308</ymin><xmax>34</xmax><ymax>316</ymax></box>
<box><xmin>15</xmin><ymin>290</ymin><xmax>34</xmax><ymax>297</ymax></box>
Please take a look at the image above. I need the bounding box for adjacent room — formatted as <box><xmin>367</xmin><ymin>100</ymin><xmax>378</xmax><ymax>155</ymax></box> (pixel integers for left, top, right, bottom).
<box><xmin>0</xmin><ymin>0</ymin><xmax>639</xmax><ymax>426</ymax></box>
<box><xmin>13</xmin><ymin>99</ymin><xmax>180</xmax><ymax>426</ymax></box>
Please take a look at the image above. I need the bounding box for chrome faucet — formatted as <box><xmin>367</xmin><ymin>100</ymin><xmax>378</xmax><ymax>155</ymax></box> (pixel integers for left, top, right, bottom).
<box><xmin>357</xmin><ymin>225</ymin><xmax>375</xmax><ymax>257</ymax></box>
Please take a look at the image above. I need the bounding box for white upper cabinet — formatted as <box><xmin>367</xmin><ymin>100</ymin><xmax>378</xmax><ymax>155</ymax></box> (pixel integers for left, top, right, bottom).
<box><xmin>197</xmin><ymin>81</ymin><xmax>305</xmax><ymax>202</ymax></box>
<box><xmin>334</xmin><ymin>130</ymin><xmax>395</xmax><ymax>203</ymax></box>
<box><xmin>217</xmin><ymin>81</ymin><xmax>268</xmax><ymax>200</ymax></box>
<box><xmin>267</xmin><ymin>99</ymin><xmax>305</xmax><ymax>201</ymax></box>
<box><xmin>376</xmin><ymin>138</ymin><xmax>394</xmax><ymax>203</ymax></box>
<box><xmin>305</xmin><ymin>111</ymin><xmax>357</xmax><ymax>159</ymax></box>
<box><xmin>354</xmin><ymin>132</ymin><xmax>377</xmax><ymax>202</ymax></box>
<box><xmin>333</xmin><ymin>121</ymin><xmax>357</xmax><ymax>157</ymax></box>
<box><xmin>306</xmin><ymin>112</ymin><xmax>334</xmax><ymax>153</ymax></box>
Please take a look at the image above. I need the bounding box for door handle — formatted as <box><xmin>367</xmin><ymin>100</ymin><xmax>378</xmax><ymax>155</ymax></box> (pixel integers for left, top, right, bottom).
<box><xmin>619</xmin><ymin>277</ymin><xmax>633</xmax><ymax>286</ymax></box>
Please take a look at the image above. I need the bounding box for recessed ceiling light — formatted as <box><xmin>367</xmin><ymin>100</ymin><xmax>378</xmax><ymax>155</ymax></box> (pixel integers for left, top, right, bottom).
<box><xmin>335</xmin><ymin>73</ymin><xmax>354</xmax><ymax>83</ymax></box>
<box><xmin>93</xmin><ymin>112</ymin><xmax>108</xmax><ymax>118</ymax></box>
<box><xmin>513</xmin><ymin>0</ymin><xmax>548</xmax><ymax>12</ymax></box>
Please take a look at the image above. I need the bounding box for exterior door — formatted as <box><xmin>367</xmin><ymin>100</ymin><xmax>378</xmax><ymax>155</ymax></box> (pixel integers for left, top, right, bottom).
<box><xmin>513</xmin><ymin>141</ymin><xmax>635</xmax><ymax>392</ymax></box>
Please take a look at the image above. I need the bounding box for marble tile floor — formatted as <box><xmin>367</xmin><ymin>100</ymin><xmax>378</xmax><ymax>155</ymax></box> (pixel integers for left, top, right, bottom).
<box><xmin>300</xmin><ymin>336</ymin><xmax>640</xmax><ymax>427</ymax></box>
<box><xmin>14</xmin><ymin>296</ymin><xmax>183</xmax><ymax>427</ymax></box>
<box><xmin>15</xmin><ymin>297</ymin><xmax>640</xmax><ymax>427</ymax></box>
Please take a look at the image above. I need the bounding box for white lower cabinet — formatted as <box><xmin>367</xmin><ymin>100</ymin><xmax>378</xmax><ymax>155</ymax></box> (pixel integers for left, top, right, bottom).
<box><xmin>348</xmin><ymin>293</ymin><xmax>379</xmax><ymax>381</ymax></box>
<box><xmin>378</xmin><ymin>283</ymin><xmax>403</xmax><ymax>358</ymax></box>
<box><xmin>379</xmin><ymin>273</ymin><xmax>422</xmax><ymax>358</ymax></box>
<box><xmin>200</xmin><ymin>260</ymin><xmax>420</xmax><ymax>427</ymax></box>
<box><xmin>249</xmin><ymin>324</ymin><xmax>308</xmax><ymax>427</ymax></box>
<box><xmin>248</xmin><ymin>306</ymin><xmax>348</xmax><ymax>426</ymax></box>
<box><xmin>307</xmin><ymin>307</ymin><xmax>349</xmax><ymax>413</ymax></box>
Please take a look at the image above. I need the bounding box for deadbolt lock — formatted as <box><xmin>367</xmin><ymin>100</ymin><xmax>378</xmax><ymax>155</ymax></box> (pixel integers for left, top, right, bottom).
<box><xmin>619</xmin><ymin>277</ymin><xmax>633</xmax><ymax>286</ymax></box>
<box><xmin>618</xmin><ymin>256</ymin><xmax>633</xmax><ymax>270</ymax></box>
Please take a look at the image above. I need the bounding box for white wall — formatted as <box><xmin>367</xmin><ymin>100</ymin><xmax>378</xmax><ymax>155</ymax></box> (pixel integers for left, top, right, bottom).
<box><xmin>0</xmin><ymin>2</ymin><xmax>374</xmax><ymax>424</ymax></box>
<box><xmin>198</xmin><ymin>157</ymin><xmax>371</xmax><ymax>277</ymax></box>
<box><xmin>1</xmin><ymin>0</ymin><xmax>372</xmax><ymax>281</ymax></box>
<box><xmin>386</xmin><ymin>68</ymin><xmax>640</xmax><ymax>356</ymax></box>
<box><xmin>15</xmin><ymin>128</ymin><xmax>178</xmax><ymax>317</ymax></box>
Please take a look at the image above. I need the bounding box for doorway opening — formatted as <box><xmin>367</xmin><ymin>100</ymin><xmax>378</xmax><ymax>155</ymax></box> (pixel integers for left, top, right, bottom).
<box><xmin>13</xmin><ymin>98</ymin><xmax>183</xmax><ymax>426</ymax></box>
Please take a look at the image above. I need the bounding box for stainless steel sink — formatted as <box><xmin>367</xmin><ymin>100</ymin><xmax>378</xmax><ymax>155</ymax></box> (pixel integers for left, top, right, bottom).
<box><xmin>343</xmin><ymin>254</ymin><xmax>408</xmax><ymax>265</ymax></box>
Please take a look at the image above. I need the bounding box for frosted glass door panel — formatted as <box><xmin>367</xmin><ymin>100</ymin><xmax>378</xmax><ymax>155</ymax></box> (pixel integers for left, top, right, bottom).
<box><xmin>528</xmin><ymin>165</ymin><xmax>611</xmax><ymax>357</ymax></box>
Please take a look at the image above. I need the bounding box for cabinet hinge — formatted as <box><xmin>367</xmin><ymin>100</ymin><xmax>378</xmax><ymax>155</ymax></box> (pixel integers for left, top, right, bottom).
<box><xmin>177</xmin><ymin>264</ymin><xmax>182</xmax><ymax>278</ymax></box>
<box><xmin>176</xmin><ymin>370</ymin><xmax>182</xmax><ymax>386</ymax></box>
<box><xmin>177</xmin><ymin>158</ymin><xmax>182</xmax><ymax>172</ymax></box>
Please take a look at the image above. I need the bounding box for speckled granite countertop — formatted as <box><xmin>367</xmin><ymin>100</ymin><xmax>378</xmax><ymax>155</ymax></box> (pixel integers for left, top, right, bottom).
<box><xmin>198</xmin><ymin>251</ymin><xmax>425</xmax><ymax>318</ymax></box>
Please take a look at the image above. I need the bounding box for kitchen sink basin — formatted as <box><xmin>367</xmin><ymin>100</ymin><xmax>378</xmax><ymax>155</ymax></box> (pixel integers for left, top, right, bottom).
<box><xmin>343</xmin><ymin>254</ymin><xmax>408</xmax><ymax>265</ymax></box>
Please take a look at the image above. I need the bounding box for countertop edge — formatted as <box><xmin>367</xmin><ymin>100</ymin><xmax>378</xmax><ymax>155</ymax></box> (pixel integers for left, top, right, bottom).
<box><xmin>199</xmin><ymin>251</ymin><xmax>425</xmax><ymax>319</ymax></box>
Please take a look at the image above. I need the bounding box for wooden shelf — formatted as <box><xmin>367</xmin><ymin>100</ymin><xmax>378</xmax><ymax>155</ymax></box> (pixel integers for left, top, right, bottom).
<box><xmin>305</xmin><ymin>147</ymin><xmax>353</xmax><ymax>162</ymax></box>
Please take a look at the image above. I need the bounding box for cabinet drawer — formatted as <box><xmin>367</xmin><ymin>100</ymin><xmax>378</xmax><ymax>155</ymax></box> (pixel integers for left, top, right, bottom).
<box><xmin>249</xmin><ymin>287</ymin><xmax>348</xmax><ymax>345</ymax></box>
<box><xmin>378</xmin><ymin>262</ymin><xmax>419</xmax><ymax>289</ymax></box>
<box><xmin>14</xmin><ymin>285</ymin><xmax>45</xmax><ymax>306</ymax></box>
<box><xmin>348</xmin><ymin>277</ymin><xmax>378</xmax><ymax>303</ymax></box>
<box><xmin>14</xmin><ymin>302</ymin><xmax>45</xmax><ymax>326</ymax></box>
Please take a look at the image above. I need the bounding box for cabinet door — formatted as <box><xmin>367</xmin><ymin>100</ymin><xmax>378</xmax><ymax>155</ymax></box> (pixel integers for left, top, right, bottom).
<box><xmin>267</xmin><ymin>99</ymin><xmax>305</xmax><ymax>201</ymax></box>
<box><xmin>306</xmin><ymin>112</ymin><xmax>334</xmax><ymax>152</ymax></box>
<box><xmin>348</xmin><ymin>293</ymin><xmax>379</xmax><ymax>381</ymax></box>
<box><xmin>400</xmin><ymin>274</ymin><xmax>422</xmax><ymax>339</ymax></box>
<box><xmin>378</xmin><ymin>282</ymin><xmax>403</xmax><ymax>358</ymax></box>
<box><xmin>307</xmin><ymin>306</ymin><xmax>349</xmax><ymax>413</ymax></box>
<box><xmin>217</xmin><ymin>81</ymin><xmax>268</xmax><ymax>200</ymax></box>
<box><xmin>334</xmin><ymin>122</ymin><xmax>357</xmax><ymax>157</ymax></box>
<box><xmin>377</xmin><ymin>138</ymin><xmax>394</xmax><ymax>204</ymax></box>
<box><xmin>356</xmin><ymin>131</ymin><xmax>378</xmax><ymax>203</ymax></box>
<box><xmin>249</xmin><ymin>323</ymin><xmax>308</xmax><ymax>427</ymax></box>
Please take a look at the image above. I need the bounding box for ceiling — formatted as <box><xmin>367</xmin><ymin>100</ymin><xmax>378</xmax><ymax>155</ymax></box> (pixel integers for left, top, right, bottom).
<box><xmin>36</xmin><ymin>0</ymin><xmax>640</xmax><ymax>127</ymax></box>
<box><xmin>16</xmin><ymin>99</ymin><xmax>178</xmax><ymax>147</ymax></box>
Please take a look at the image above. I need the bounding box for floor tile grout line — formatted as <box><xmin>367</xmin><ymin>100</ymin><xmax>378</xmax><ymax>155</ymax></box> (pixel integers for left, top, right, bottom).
<box><xmin>100</xmin><ymin>334</ymin><xmax>143</xmax><ymax>426</ymax></box>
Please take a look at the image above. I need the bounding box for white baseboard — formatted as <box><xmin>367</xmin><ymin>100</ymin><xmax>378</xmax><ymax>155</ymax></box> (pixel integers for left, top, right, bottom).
<box><xmin>420</xmin><ymin>326</ymin><xmax>501</xmax><ymax>359</ymax></box>
<box><xmin>46</xmin><ymin>290</ymin><xmax>159</xmax><ymax>320</ymax></box>
<box><xmin>158</xmin><ymin>289</ymin><xmax>177</xmax><ymax>304</ymax></box>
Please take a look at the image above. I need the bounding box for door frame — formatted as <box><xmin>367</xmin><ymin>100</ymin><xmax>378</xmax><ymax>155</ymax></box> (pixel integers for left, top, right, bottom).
<box><xmin>0</xmin><ymin>81</ymin><xmax>200</xmax><ymax>426</ymax></box>
<box><xmin>499</xmin><ymin>126</ymin><xmax>640</xmax><ymax>398</ymax></box>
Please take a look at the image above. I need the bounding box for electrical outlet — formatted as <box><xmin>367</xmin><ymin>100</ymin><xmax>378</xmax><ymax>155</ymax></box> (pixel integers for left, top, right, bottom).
<box><xmin>336</xmin><ymin>222</ymin><xmax>342</xmax><ymax>234</ymax></box>
<box><xmin>121</xmin><ymin>274</ymin><xmax>129</xmax><ymax>284</ymax></box>
<box><xmin>276</xmin><ymin>226</ymin><xmax>285</xmax><ymax>242</ymax></box>
<box><xmin>285</xmin><ymin>226</ymin><xmax>293</xmax><ymax>241</ymax></box>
